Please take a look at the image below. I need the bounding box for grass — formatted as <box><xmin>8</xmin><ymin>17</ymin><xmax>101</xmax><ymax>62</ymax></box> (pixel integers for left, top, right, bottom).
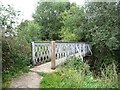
<box><xmin>40</xmin><ymin>56</ymin><xmax>119</xmax><ymax>88</ymax></box>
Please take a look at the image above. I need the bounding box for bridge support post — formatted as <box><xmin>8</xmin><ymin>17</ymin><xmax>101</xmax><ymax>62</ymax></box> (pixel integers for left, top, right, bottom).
<box><xmin>51</xmin><ymin>41</ymin><xmax>56</xmax><ymax>69</ymax></box>
<box><xmin>31</xmin><ymin>42</ymin><xmax>36</xmax><ymax>65</ymax></box>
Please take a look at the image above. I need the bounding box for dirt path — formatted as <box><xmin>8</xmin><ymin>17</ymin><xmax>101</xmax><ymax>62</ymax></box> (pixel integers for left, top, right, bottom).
<box><xmin>9</xmin><ymin>62</ymin><xmax>57</xmax><ymax>88</ymax></box>
<box><xmin>10</xmin><ymin>72</ymin><xmax>43</xmax><ymax>88</ymax></box>
<box><xmin>9</xmin><ymin>54</ymin><xmax>79</xmax><ymax>88</ymax></box>
<box><xmin>9</xmin><ymin>60</ymin><xmax>63</xmax><ymax>88</ymax></box>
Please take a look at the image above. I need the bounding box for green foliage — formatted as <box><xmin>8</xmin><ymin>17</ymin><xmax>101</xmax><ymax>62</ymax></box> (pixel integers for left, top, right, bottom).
<box><xmin>40</xmin><ymin>57</ymin><xmax>118</xmax><ymax>88</ymax></box>
<box><xmin>60</xmin><ymin>28</ymin><xmax>79</xmax><ymax>41</ymax></box>
<box><xmin>63</xmin><ymin>57</ymin><xmax>90</xmax><ymax>74</ymax></box>
<box><xmin>33</xmin><ymin>2</ymin><xmax>71</xmax><ymax>40</ymax></box>
<box><xmin>60</xmin><ymin>5</ymin><xmax>85</xmax><ymax>41</ymax></box>
<box><xmin>83</xmin><ymin>2</ymin><xmax>120</xmax><ymax>71</ymax></box>
<box><xmin>1</xmin><ymin>1</ymin><xmax>120</xmax><ymax>88</ymax></box>
<box><xmin>84</xmin><ymin>2</ymin><xmax>119</xmax><ymax>48</ymax></box>
<box><xmin>100</xmin><ymin>62</ymin><xmax>118</xmax><ymax>88</ymax></box>
<box><xmin>59</xmin><ymin>1</ymin><xmax>120</xmax><ymax>73</ymax></box>
<box><xmin>0</xmin><ymin>4</ymin><xmax>20</xmax><ymax>36</ymax></box>
<box><xmin>1</xmin><ymin>5</ymin><xmax>30</xmax><ymax>88</ymax></box>
<box><xmin>17</xmin><ymin>20</ymin><xmax>41</xmax><ymax>42</ymax></box>
<box><xmin>2</xmin><ymin>36</ymin><xmax>30</xmax><ymax>88</ymax></box>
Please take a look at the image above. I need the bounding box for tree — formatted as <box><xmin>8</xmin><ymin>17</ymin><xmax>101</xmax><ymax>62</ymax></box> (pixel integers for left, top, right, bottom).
<box><xmin>17</xmin><ymin>20</ymin><xmax>41</xmax><ymax>43</ymax></box>
<box><xmin>60</xmin><ymin>1</ymin><xmax>120</xmax><ymax>72</ymax></box>
<box><xmin>83</xmin><ymin>2</ymin><xmax>120</xmax><ymax>71</ymax></box>
<box><xmin>0</xmin><ymin>4</ymin><xmax>20</xmax><ymax>37</ymax></box>
<box><xmin>60</xmin><ymin>4</ymin><xmax>85</xmax><ymax>41</ymax></box>
<box><xmin>33</xmin><ymin>1</ymin><xmax>71</xmax><ymax>40</ymax></box>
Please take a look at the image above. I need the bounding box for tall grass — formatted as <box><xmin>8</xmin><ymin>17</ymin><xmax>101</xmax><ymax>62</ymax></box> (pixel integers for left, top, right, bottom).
<box><xmin>40</xmin><ymin>56</ymin><xmax>118</xmax><ymax>88</ymax></box>
<box><xmin>99</xmin><ymin>62</ymin><xmax>118</xmax><ymax>88</ymax></box>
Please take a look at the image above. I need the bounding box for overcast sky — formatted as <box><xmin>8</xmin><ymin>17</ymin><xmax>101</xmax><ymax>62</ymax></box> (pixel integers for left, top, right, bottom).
<box><xmin>1</xmin><ymin>0</ymin><xmax>85</xmax><ymax>20</ymax></box>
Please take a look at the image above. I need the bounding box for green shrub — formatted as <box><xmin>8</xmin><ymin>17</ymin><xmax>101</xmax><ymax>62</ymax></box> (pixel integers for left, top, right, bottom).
<box><xmin>40</xmin><ymin>57</ymin><xmax>118</xmax><ymax>88</ymax></box>
<box><xmin>2</xmin><ymin>51</ymin><xmax>30</xmax><ymax>88</ymax></box>
<box><xmin>2</xmin><ymin>37</ymin><xmax>30</xmax><ymax>88</ymax></box>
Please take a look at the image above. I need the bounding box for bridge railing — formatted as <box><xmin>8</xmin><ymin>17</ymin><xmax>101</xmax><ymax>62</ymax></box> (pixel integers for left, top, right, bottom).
<box><xmin>31</xmin><ymin>42</ymin><xmax>51</xmax><ymax>65</ymax></box>
<box><xmin>31</xmin><ymin>41</ymin><xmax>92</xmax><ymax>69</ymax></box>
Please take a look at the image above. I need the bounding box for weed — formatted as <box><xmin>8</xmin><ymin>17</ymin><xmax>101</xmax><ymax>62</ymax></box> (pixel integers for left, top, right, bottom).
<box><xmin>40</xmin><ymin>57</ymin><xmax>118</xmax><ymax>88</ymax></box>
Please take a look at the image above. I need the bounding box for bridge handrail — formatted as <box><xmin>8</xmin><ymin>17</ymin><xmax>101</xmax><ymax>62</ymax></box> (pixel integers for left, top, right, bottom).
<box><xmin>31</xmin><ymin>41</ymin><xmax>92</xmax><ymax>68</ymax></box>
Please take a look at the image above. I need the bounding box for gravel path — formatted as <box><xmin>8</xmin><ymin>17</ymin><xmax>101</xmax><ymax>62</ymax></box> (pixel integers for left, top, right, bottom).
<box><xmin>10</xmin><ymin>72</ymin><xmax>43</xmax><ymax>88</ymax></box>
<box><xmin>9</xmin><ymin>62</ymin><xmax>56</xmax><ymax>88</ymax></box>
<box><xmin>9</xmin><ymin>60</ymin><xmax>61</xmax><ymax>88</ymax></box>
<box><xmin>9</xmin><ymin>53</ymin><xmax>80</xmax><ymax>88</ymax></box>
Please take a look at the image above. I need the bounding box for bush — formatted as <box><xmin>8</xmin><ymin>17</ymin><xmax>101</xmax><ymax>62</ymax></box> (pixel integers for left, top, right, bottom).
<box><xmin>2</xmin><ymin>36</ymin><xmax>31</xmax><ymax>88</ymax></box>
<box><xmin>40</xmin><ymin>56</ymin><xmax>118</xmax><ymax>88</ymax></box>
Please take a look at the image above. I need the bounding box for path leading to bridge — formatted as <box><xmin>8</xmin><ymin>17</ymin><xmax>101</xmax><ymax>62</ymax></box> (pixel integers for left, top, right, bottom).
<box><xmin>9</xmin><ymin>58</ymin><xmax>67</xmax><ymax>88</ymax></box>
<box><xmin>9</xmin><ymin>64</ymin><xmax>55</xmax><ymax>88</ymax></box>
<box><xmin>9</xmin><ymin>58</ymin><xmax>63</xmax><ymax>88</ymax></box>
<box><xmin>10</xmin><ymin>72</ymin><xmax>42</xmax><ymax>88</ymax></box>
<box><xmin>9</xmin><ymin>53</ymin><xmax>80</xmax><ymax>88</ymax></box>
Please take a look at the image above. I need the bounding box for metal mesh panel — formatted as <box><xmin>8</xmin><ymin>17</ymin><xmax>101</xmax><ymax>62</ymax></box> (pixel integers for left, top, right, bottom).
<box><xmin>32</xmin><ymin>42</ymin><xmax>51</xmax><ymax>65</ymax></box>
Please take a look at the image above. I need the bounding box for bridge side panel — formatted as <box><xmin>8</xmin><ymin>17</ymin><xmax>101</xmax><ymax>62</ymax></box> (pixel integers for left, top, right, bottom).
<box><xmin>32</xmin><ymin>42</ymin><xmax>51</xmax><ymax>65</ymax></box>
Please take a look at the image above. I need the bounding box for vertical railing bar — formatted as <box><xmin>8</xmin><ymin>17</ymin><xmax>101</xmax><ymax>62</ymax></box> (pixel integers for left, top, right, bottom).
<box><xmin>83</xmin><ymin>43</ymin><xmax>85</xmax><ymax>57</ymax></box>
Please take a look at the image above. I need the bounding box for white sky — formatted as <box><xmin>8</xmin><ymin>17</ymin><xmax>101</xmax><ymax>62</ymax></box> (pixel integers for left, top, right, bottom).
<box><xmin>1</xmin><ymin>0</ymin><xmax>85</xmax><ymax>20</ymax></box>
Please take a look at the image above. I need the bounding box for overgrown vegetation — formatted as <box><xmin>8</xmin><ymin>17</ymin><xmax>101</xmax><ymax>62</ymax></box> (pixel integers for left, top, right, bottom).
<box><xmin>1</xmin><ymin>4</ymin><xmax>31</xmax><ymax>88</ymax></box>
<box><xmin>40</xmin><ymin>57</ymin><xmax>118</xmax><ymax>88</ymax></box>
<box><xmin>1</xmin><ymin>0</ymin><xmax>120</xmax><ymax>88</ymax></box>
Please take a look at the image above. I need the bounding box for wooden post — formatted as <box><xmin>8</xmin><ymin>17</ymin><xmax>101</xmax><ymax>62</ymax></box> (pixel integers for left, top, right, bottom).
<box><xmin>31</xmin><ymin>42</ymin><xmax>36</xmax><ymax>65</ymax></box>
<box><xmin>51</xmin><ymin>41</ymin><xmax>56</xmax><ymax>69</ymax></box>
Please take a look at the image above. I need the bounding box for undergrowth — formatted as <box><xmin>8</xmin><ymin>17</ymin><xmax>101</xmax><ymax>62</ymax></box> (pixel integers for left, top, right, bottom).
<box><xmin>2</xmin><ymin>67</ymin><xmax>30</xmax><ymax>88</ymax></box>
<box><xmin>2</xmin><ymin>52</ymin><xmax>30</xmax><ymax>88</ymax></box>
<box><xmin>40</xmin><ymin>56</ymin><xmax>118</xmax><ymax>88</ymax></box>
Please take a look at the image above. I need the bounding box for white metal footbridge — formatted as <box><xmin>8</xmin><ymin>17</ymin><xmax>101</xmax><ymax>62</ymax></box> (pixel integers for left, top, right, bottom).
<box><xmin>31</xmin><ymin>41</ymin><xmax>92</xmax><ymax>69</ymax></box>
